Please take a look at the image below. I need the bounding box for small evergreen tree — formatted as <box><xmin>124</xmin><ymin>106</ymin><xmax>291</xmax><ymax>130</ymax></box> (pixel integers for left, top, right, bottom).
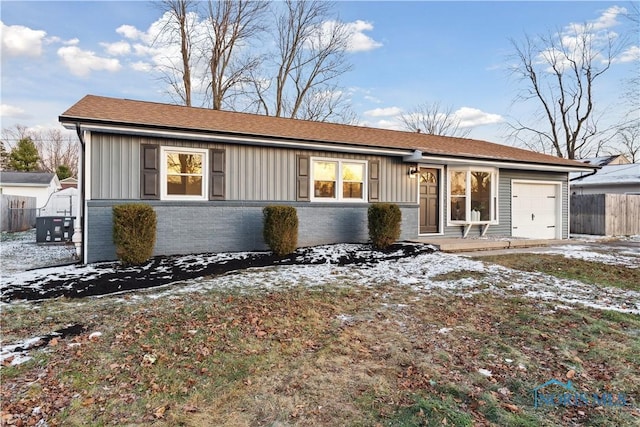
<box><xmin>8</xmin><ymin>137</ymin><xmax>40</xmax><ymax>171</ymax></box>
<box><xmin>56</xmin><ymin>164</ymin><xmax>72</xmax><ymax>180</ymax></box>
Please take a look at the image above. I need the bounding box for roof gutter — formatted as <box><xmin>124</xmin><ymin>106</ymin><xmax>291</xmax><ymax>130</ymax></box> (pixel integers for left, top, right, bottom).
<box><xmin>569</xmin><ymin>166</ymin><xmax>600</xmax><ymax>181</ymax></box>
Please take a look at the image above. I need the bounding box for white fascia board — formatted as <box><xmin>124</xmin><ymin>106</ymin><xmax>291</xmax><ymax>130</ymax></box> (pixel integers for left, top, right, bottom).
<box><xmin>61</xmin><ymin>122</ymin><xmax>414</xmax><ymax>158</ymax></box>
<box><xmin>419</xmin><ymin>155</ymin><xmax>594</xmax><ymax>173</ymax></box>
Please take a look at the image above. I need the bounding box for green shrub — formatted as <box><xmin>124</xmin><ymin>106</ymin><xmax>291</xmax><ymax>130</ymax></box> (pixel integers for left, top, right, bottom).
<box><xmin>263</xmin><ymin>205</ymin><xmax>298</xmax><ymax>256</ymax></box>
<box><xmin>368</xmin><ymin>203</ymin><xmax>401</xmax><ymax>250</ymax></box>
<box><xmin>112</xmin><ymin>203</ymin><xmax>157</xmax><ymax>265</ymax></box>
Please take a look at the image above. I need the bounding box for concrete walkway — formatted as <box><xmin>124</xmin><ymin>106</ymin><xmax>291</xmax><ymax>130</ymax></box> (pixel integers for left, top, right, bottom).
<box><xmin>410</xmin><ymin>238</ymin><xmax>569</xmax><ymax>253</ymax></box>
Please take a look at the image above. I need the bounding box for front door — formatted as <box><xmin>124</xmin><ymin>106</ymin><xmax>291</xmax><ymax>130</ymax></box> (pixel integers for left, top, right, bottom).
<box><xmin>419</xmin><ymin>168</ymin><xmax>439</xmax><ymax>234</ymax></box>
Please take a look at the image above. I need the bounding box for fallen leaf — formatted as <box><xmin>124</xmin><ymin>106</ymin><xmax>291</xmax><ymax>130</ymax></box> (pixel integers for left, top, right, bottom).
<box><xmin>154</xmin><ymin>404</ymin><xmax>167</xmax><ymax>419</ymax></box>
<box><xmin>498</xmin><ymin>387</ymin><xmax>511</xmax><ymax>396</ymax></box>
<box><xmin>567</xmin><ymin>369</ymin><xmax>576</xmax><ymax>379</ymax></box>
<box><xmin>503</xmin><ymin>403</ymin><xmax>520</xmax><ymax>413</ymax></box>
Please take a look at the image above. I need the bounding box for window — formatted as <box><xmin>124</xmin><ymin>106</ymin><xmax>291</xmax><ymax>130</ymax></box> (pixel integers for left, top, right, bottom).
<box><xmin>311</xmin><ymin>159</ymin><xmax>367</xmax><ymax>201</ymax></box>
<box><xmin>448</xmin><ymin>167</ymin><xmax>497</xmax><ymax>223</ymax></box>
<box><xmin>161</xmin><ymin>147</ymin><xmax>208</xmax><ymax>200</ymax></box>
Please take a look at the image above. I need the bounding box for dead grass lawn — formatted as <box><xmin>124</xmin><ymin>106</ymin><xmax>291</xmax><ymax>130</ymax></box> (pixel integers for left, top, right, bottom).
<box><xmin>1</xmin><ymin>262</ymin><xmax>639</xmax><ymax>426</ymax></box>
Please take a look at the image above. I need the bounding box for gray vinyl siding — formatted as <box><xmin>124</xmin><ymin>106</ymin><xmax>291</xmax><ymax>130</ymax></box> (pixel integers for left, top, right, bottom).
<box><xmin>89</xmin><ymin>132</ymin><xmax>416</xmax><ymax>203</ymax></box>
<box><xmin>86</xmin><ymin>200</ymin><xmax>418</xmax><ymax>262</ymax></box>
<box><xmin>441</xmin><ymin>168</ymin><xmax>568</xmax><ymax>239</ymax></box>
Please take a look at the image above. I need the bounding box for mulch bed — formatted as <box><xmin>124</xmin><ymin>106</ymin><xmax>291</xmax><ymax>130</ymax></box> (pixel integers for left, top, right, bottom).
<box><xmin>2</xmin><ymin>243</ymin><xmax>435</xmax><ymax>303</ymax></box>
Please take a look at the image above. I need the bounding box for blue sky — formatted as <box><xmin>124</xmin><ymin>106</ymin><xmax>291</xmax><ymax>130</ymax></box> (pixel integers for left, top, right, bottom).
<box><xmin>1</xmin><ymin>1</ymin><xmax>638</xmax><ymax>148</ymax></box>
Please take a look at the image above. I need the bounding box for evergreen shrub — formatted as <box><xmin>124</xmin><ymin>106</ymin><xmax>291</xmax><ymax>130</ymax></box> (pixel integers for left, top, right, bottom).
<box><xmin>263</xmin><ymin>205</ymin><xmax>298</xmax><ymax>256</ymax></box>
<box><xmin>368</xmin><ymin>203</ymin><xmax>401</xmax><ymax>250</ymax></box>
<box><xmin>112</xmin><ymin>203</ymin><xmax>157</xmax><ymax>265</ymax></box>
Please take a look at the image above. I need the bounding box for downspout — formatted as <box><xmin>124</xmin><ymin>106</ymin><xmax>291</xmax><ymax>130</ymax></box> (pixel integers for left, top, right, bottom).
<box><xmin>569</xmin><ymin>167</ymin><xmax>599</xmax><ymax>182</ymax></box>
<box><xmin>73</xmin><ymin>123</ymin><xmax>86</xmax><ymax>263</ymax></box>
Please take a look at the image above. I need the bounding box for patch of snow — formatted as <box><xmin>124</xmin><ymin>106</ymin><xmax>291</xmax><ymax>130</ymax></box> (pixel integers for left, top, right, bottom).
<box><xmin>478</xmin><ymin>368</ymin><xmax>493</xmax><ymax>377</ymax></box>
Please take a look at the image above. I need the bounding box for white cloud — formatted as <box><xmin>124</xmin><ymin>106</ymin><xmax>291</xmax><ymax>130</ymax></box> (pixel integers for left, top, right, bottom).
<box><xmin>364</xmin><ymin>106</ymin><xmax>403</xmax><ymax>117</ymax></box>
<box><xmin>131</xmin><ymin>61</ymin><xmax>153</xmax><ymax>72</ymax></box>
<box><xmin>372</xmin><ymin>118</ymin><xmax>403</xmax><ymax>130</ymax></box>
<box><xmin>1</xmin><ymin>21</ymin><xmax>47</xmax><ymax>57</ymax></box>
<box><xmin>615</xmin><ymin>45</ymin><xmax>640</xmax><ymax>63</ymax></box>
<box><xmin>344</xmin><ymin>20</ymin><xmax>383</xmax><ymax>52</ymax></box>
<box><xmin>116</xmin><ymin>24</ymin><xmax>146</xmax><ymax>41</ymax></box>
<box><xmin>364</xmin><ymin>95</ymin><xmax>382</xmax><ymax>104</ymax></box>
<box><xmin>57</xmin><ymin>46</ymin><xmax>121</xmax><ymax>77</ymax></box>
<box><xmin>101</xmin><ymin>40</ymin><xmax>131</xmax><ymax>56</ymax></box>
<box><xmin>590</xmin><ymin>5</ymin><xmax>625</xmax><ymax>31</ymax></box>
<box><xmin>453</xmin><ymin>107</ymin><xmax>503</xmax><ymax>128</ymax></box>
<box><xmin>0</xmin><ymin>104</ymin><xmax>28</xmax><ymax>118</ymax></box>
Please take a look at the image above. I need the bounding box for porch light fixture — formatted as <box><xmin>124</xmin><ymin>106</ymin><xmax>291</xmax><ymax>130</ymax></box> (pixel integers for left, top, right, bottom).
<box><xmin>408</xmin><ymin>166</ymin><xmax>418</xmax><ymax>178</ymax></box>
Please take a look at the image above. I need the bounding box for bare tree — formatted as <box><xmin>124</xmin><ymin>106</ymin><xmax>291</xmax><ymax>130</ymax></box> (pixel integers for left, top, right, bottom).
<box><xmin>507</xmin><ymin>23</ymin><xmax>626</xmax><ymax>159</ymax></box>
<box><xmin>35</xmin><ymin>129</ymin><xmax>79</xmax><ymax>177</ymax></box>
<box><xmin>615</xmin><ymin>125</ymin><xmax>639</xmax><ymax>162</ymax></box>
<box><xmin>1</xmin><ymin>125</ymin><xmax>79</xmax><ymax>176</ymax></box>
<box><xmin>251</xmin><ymin>0</ymin><xmax>354</xmax><ymax>121</ymax></box>
<box><xmin>155</xmin><ymin>0</ymin><xmax>199</xmax><ymax>106</ymax></box>
<box><xmin>400</xmin><ymin>101</ymin><xmax>471</xmax><ymax>137</ymax></box>
<box><xmin>202</xmin><ymin>0</ymin><xmax>268</xmax><ymax>110</ymax></box>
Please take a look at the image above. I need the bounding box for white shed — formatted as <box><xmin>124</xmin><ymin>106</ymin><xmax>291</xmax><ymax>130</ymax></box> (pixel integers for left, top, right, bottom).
<box><xmin>0</xmin><ymin>172</ymin><xmax>62</xmax><ymax>215</ymax></box>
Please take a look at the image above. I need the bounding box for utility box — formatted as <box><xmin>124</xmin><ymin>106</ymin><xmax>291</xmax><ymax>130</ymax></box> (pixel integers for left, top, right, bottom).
<box><xmin>36</xmin><ymin>216</ymin><xmax>75</xmax><ymax>243</ymax></box>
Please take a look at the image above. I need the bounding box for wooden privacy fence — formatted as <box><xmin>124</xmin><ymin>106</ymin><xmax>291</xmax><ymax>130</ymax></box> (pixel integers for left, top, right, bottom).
<box><xmin>1</xmin><ymin>195</ymin><xmax>37</xmax><ymax>232</ymax></box>
<box><xmin>571</xmin><ymin>194</ymin><xmax>640</xmax><ymax>236</ymax></box>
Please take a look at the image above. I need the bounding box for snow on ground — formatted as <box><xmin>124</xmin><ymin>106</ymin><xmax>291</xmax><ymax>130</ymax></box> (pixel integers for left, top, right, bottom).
<box><xmin>1</xmin><ymin>229</ymin><xmax>76</xmax><ymax>274</ymax></box>
<box><xmin>0</xmin><ymin>231</ymin><xmax>637</xmax><ymax>315</ymax></box>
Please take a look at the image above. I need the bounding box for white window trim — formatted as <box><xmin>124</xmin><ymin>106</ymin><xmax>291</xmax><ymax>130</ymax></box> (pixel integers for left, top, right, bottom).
<box><xmin>310</xmin><ymin>157</ymin><xmax>368</xmax><ymax>202</ymax></box>
<box><xmin>447</xmin><ymin>166</ymin><xmax>499</xmax><ymax>225</ymax></box>
<box><xmin>160</xmin><ymin>147</ymin><xmax>209</xmax><ymax>201</ymax></box>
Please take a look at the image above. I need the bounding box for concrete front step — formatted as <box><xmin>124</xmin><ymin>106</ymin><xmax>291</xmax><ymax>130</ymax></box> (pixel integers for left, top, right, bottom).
<box><xmin>410</xmin><ymin>238</ymin><xmax>567</xmax><ymax>253</ymax></box>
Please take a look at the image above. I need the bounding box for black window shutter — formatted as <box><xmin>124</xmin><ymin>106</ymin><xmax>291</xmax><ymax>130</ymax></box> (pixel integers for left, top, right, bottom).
<box><xmin>140</xmin><ymin>144</ymin><xmax>159</xmax><ymax>200</ymax></box>
<box><xmin>210</xmin><ymin>149</ymin><xmax>225</xmax><ymax>200</ymax></box>
<box><xmin>369</xmin><ymin>160</ymin><xmax>380</xmax><ymax>202</ymax></box>
<box><xmin>296</xmin><ymin>155</ymin><xmax>310</xmax><ymax>201</ymax></box>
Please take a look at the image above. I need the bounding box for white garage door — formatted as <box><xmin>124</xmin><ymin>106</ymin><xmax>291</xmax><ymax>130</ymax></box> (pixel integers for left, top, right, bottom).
<box><xmin>512</xmin><ymin>182</ymin><xmax>560</xmax><ymax>239</ymax></box>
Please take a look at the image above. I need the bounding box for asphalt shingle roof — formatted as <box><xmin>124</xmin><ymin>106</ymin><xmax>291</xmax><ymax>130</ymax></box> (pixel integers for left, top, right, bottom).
<box><xmin>60</xmin><ymin>95</ymin><xmax>592</xmax><ymax>169</ymax></box>
<box><xmin>0</xmin><ymin>171</ymin><xmax>56</xmax><ymax>186</ymax></box>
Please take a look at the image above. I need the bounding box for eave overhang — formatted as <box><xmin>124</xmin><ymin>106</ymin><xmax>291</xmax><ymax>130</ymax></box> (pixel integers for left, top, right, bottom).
<box><xmin>60</xmin><ymin>117</ymin><xmax>596</xmax><ymax>174</ymax></box>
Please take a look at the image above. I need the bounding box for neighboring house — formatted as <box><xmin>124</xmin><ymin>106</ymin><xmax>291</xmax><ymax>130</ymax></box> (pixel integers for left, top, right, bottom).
<box><xmin>571</xmin><ymin>163</ymin><xmax>640</xmax><ymax>195</ymax></box>
<box><xmin>60</xmin><ymin>177</ymin><xmax>78</xmax><ymax>189</ymax></box>
<box><xmin>579</xmin><ymin>154</ymin><xmax>630</xmax><ymax>167</ymax></box>
<box><xmin>59</xmin><ymin>95</ymin><xmax>594</xmax><ymax>263</ymax></box>
<box><xmin>0</xmin><ymin>171</ymin><xmax>62</xmax><ymax>214</ymax></box>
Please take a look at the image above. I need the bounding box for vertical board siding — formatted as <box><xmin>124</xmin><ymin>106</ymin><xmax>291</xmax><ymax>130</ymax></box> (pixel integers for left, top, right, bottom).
<box><xmin>571</xmin><ymin>194</ymin><xmax>640</xmax><ymax>235</ymax></box>
<box><xmin>90</xmin><ymin>132</ymin><xmax>417</xmax><ymax>203</ymax></box>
